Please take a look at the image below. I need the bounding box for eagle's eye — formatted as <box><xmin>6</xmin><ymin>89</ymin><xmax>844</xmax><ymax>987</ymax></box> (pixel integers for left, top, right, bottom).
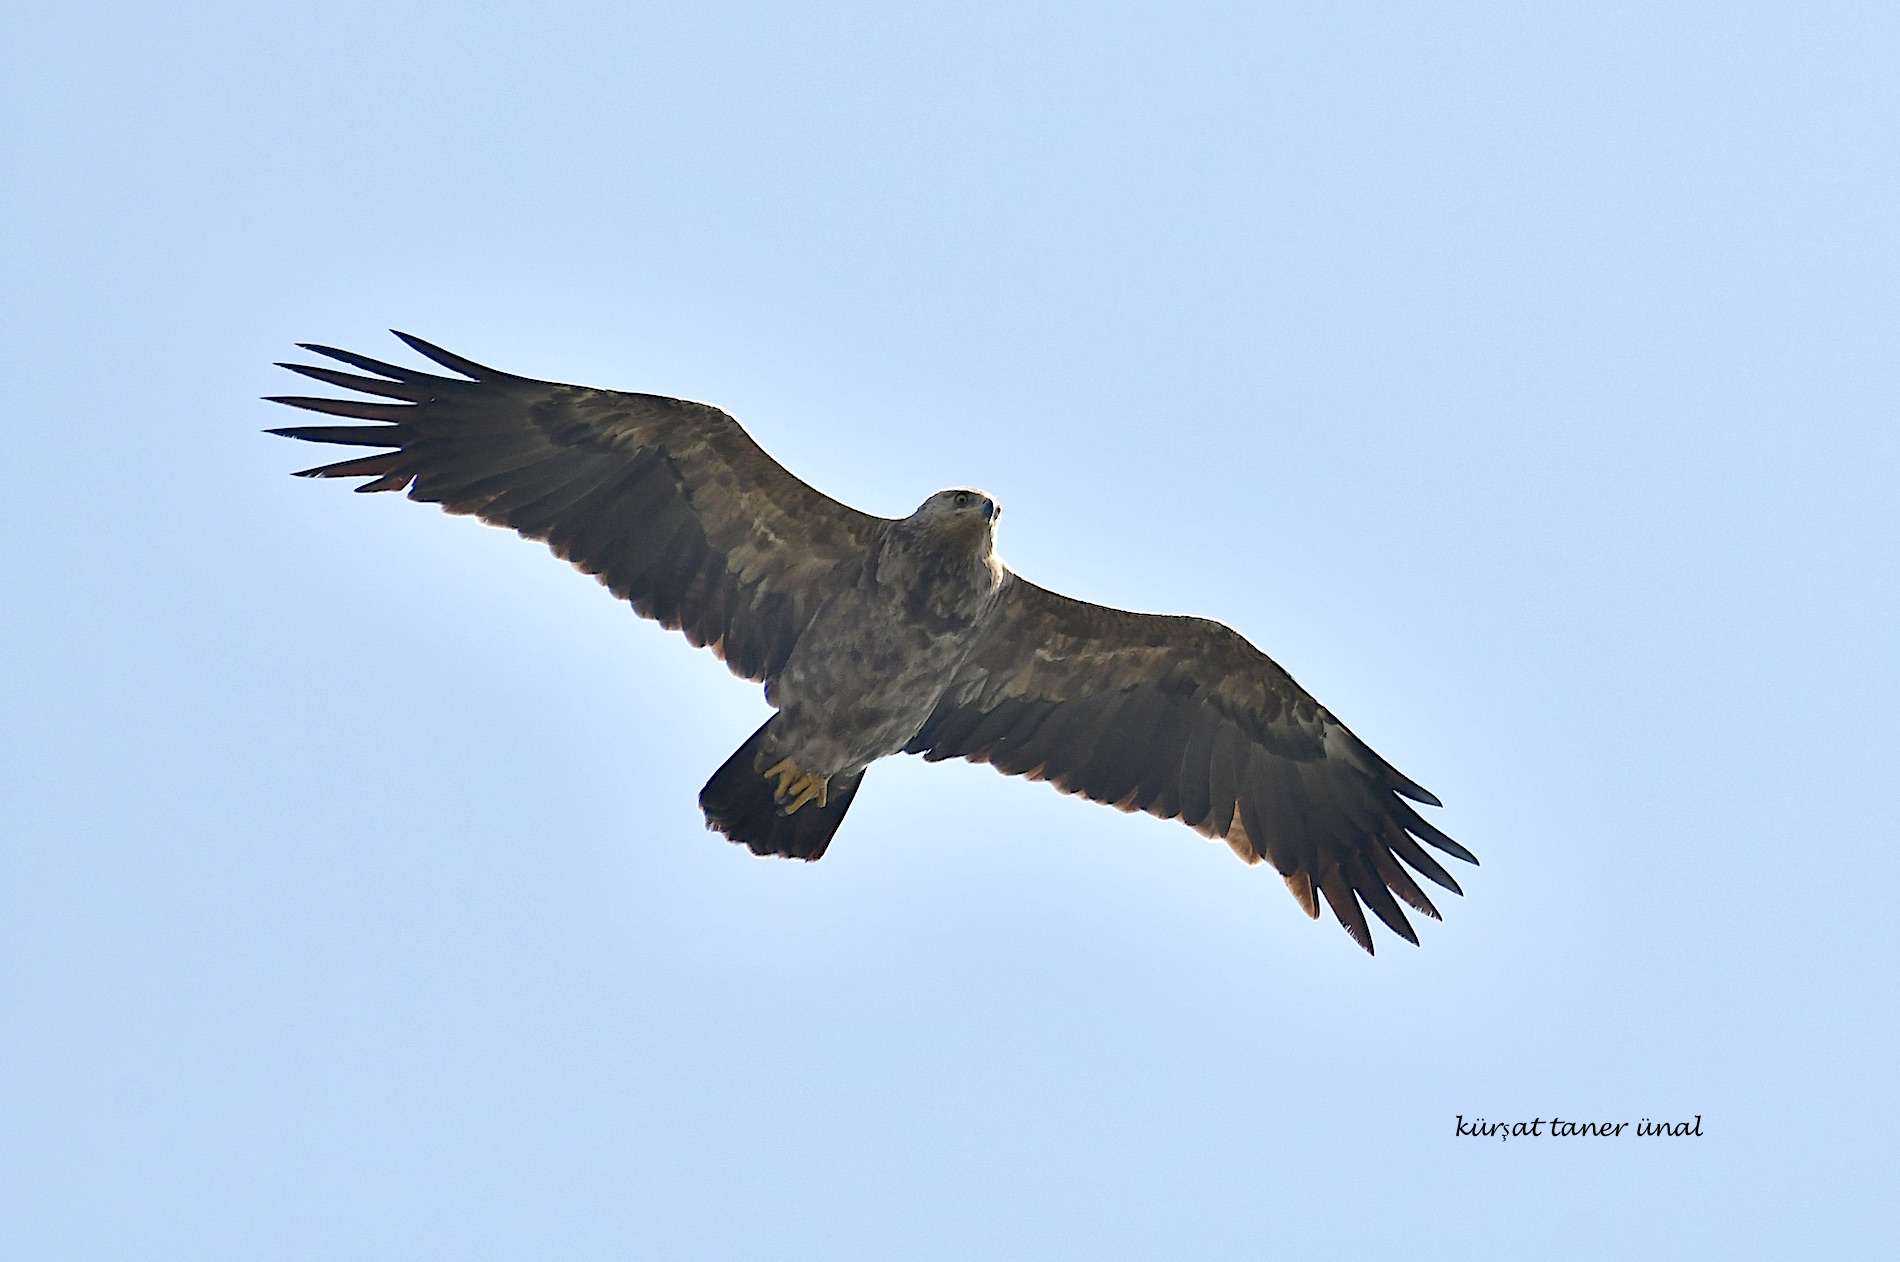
<box><xmin>954</xmin><ymin>491</ymin><xmax>972</xmax><ymax>506</ymax></box>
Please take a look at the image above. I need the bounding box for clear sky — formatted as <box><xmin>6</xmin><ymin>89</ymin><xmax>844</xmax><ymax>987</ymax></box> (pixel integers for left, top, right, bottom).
<box><xmin>4</xmin><ymin>2</ymin><xmax>1895</xmax><ymax>1258</ymax></box>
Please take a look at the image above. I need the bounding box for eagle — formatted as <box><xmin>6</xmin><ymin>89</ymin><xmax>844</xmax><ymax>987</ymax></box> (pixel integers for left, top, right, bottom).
<box><xmin>269</xmin><ymin>333</ymin><xmax>1475</xmax><ymax>952</ymax></box>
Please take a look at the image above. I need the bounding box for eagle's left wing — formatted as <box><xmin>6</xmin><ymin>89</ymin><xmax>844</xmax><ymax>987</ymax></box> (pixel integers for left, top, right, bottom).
<box><xmin>904</xmin><ymin>575</ymin><xmax>1474</xmax><ymax>951</ymax></box>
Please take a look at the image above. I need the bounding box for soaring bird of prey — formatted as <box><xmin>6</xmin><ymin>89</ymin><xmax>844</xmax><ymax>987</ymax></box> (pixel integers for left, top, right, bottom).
<box><xmin>270</xmin><ymin>333</ymin><xmax>1475</xmax><ymax>952</ymax></box>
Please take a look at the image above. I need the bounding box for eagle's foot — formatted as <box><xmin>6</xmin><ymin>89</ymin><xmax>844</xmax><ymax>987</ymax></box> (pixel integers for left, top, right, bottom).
<box><xmin>762</xmin><ymin>758</ymin><xmax>830</xmax><ymax>815</ymax></box>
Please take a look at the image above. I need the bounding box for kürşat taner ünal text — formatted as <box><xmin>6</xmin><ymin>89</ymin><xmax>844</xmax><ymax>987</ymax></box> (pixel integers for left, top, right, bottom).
<box><xmin>1454</xmin><ymin>1116</ymin><xmax>1704</xmax><ymax>1141</ymax></box>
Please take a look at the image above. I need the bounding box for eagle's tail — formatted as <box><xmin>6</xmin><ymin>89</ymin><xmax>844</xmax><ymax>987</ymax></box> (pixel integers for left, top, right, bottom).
<box><xmin>699</xmin><ymin>721</ymin><xmax>864</xmax><ymax>862</ymax></box>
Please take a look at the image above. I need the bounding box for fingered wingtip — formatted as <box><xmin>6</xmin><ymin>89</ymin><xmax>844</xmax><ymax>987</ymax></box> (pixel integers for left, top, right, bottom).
<box><xmin>264</xmin><ymin>422</ymin><xmax>329</xmax><ymax>468</ymax></box>
<box><xmin>385</xmin><ymin>330</ymin><xmax>505</xmax><ymax>381</ymax></box>
<box><xmin>1438</xmin><ymin>839</ymin><xmax>1479</xmax><ymax>867</ymax></box>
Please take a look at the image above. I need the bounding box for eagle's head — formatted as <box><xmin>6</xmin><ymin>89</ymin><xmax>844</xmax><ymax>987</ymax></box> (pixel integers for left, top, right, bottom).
<box><xmin>891</xmin><ymin>488</ymin><xmax>1005</xmax><ymax>580</ymax></box>
<box><xmin>915</xmin><ymin>487</ymin><xmax>1000</xmax><ymax>528</ymax></box>
<box><xmin>905</xmin><ymin>488</ymin><xmax>1005</xmax><ymax>578</ymax></box>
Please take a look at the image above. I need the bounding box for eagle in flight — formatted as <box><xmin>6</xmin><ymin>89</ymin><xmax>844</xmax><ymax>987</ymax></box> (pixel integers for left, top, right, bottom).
<box><xmin>270</xmin><ymin>333</ymin><xmax>1475</xmax><ymax>952</ymax></box>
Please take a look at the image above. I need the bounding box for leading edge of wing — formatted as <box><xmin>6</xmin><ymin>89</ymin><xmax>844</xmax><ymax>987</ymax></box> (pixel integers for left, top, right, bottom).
<box><xmin>265</xmin><ymin>333</ymin><xmax>881</xmax><ymax>684</ymax></box>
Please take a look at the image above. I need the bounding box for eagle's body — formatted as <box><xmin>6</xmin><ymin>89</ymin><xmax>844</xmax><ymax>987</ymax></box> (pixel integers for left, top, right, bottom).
<box><xmin>271</xmin><ymin>333</ymin><xmax>1476</xmax><ymax>952</ymax></box>
<box><xmin>696</xmin><ymin>496</ymin><xmax>1009</xmax><ymax>856</ymax></box>
<box><xmin>770</xmin><ymin>496</ymin><xmax>1006</xmax><ymax>779</ymax></box>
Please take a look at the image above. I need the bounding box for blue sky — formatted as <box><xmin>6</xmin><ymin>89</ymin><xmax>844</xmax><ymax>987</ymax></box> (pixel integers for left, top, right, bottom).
<box><xmin>4</xmin><ymin>2</ymin><xmax>1895</xmax><ymax>1257</ymax></box>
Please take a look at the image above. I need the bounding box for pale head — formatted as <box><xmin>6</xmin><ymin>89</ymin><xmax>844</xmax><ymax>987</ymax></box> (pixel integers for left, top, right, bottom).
<box><xmin>912</xmin><ymin>487</ymin><xmax>1000</xmax><ymax>526</ymax></box>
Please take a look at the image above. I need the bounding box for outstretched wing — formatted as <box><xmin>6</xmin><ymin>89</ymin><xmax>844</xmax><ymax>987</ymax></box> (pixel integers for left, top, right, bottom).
<box><xmin>904</xmin><ymin>576</ymin><xmax>1475</xmax><ymax>952</ymax></box>
<box><xmin>268</xmin><ymin>333</ymin><xmax>886</xmax><ymax>683</ymax></box>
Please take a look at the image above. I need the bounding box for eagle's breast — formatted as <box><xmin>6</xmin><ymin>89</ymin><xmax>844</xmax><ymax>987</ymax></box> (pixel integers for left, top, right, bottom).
<box><xmin>765</xmin><ymin>520</ymin><xmax>1004</xmax><ymax>775</ymax></box>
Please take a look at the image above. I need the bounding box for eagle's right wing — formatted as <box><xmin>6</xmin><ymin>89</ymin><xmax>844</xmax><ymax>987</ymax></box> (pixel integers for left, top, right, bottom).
<box><xmin>269</xmin><ymin>333</ymin><xmax>886</xmax><ymax>683</ymax></box>
<box><xmin>905</xmin><ymin>575</ymin><xmax>1474</xmax><ymax>952</ymax></box>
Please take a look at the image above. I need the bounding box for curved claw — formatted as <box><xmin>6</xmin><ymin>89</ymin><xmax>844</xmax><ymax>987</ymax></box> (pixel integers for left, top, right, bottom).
<box><xmin>785</xmin><ymin>777</ymin><xmax>828</xmax><ymax>814</ymax></box>
<box><xmin>763</xmin><ymin>758</ymin><xmax>830</xmax><ymax>815</ymax></box>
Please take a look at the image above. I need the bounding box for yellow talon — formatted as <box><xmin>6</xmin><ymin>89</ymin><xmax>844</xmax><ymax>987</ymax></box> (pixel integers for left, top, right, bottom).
<box><xmin>785</xmin><ymin>776</ymin><xmax>827</xmax><ymax>813</ymax></box>
<box><xmin>762</xmin><ymin>758</ymin><xmax>829</xmax><ymax>814</ymax></box>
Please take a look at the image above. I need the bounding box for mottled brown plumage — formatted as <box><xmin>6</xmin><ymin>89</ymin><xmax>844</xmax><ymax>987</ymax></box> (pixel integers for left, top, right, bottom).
<box><xmin>270</xmin><ymin>333</ymin><xmax>1475</xmax><ymax>951</ymax></box>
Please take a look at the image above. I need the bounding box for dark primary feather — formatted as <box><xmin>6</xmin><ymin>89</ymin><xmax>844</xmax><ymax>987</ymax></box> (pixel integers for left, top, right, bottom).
<box><xmin>268</xmin><ymin>332</ymin><xmax>886</xmax><ymax>682</ymax></box>
<box><xmin>905</xmin><ymin>576</ymin><xmax>1476</xmax><ymax>953</ymax></box>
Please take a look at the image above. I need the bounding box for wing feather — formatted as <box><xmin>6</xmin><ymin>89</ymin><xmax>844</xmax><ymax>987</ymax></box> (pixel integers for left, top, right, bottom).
<box><xmin>275</xmin><ymin>361</ymin><xmax>434</xmax><ymax>401</ymax></box>
<box><xmin>269</xmin><ymin>333</ymin><xmax>885</xmax><ymax>685</ymax></box>
<box><xmin>1318</xmin><ymin>862</ymin><xmax>1375</xmax><ymax>953</ymax></box>
<box><xmin>1205</xmin><ymin>726</ymin><xmax>1246</xmax><ymax>839</ymax></box>
<box><xmin>1371</xmin><ymin>845</ymin><xmax>1442</xmax><ymax>920</ymax></box>
<box><xmin>1383</xmin><ymin>822</ymin><xmax>1464</xmax><ymax>896</ymax></box>
<box><xmin>1346</xmin><ymin>850</ymin><xmax>1418</xmax><ymax>946</ymax></box>
<box><xmin>907</xmin><ymin>575</ymin><xmax>1474</xmax><ymax>951</ymax></box>
<box><xmin>1130</xmin><ymin>693</ymin><xmax>1199</xmax><ymax>816</ymax></box>
<box><xmin>1172</xmin><ymin>715</ymin><xmax>1217</xmax><ymax>832</ymax></box>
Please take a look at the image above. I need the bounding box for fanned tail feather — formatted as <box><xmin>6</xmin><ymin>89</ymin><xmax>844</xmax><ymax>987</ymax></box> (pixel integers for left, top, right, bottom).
<box><xmin>699</xmin><ymin>721</ymin><xmax>864</xmax><ymax>862</ymax></box>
